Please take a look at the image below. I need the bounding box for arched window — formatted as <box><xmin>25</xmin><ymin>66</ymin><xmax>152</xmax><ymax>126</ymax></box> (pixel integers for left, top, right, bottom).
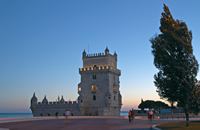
<box><xmin>91</xmin><ymin>85</ymin><xmax>97</xmax><ymax>90</ymax></box>
<box><xmin>93</xmin><ymin>95</ymin><xmax>96</xmax><ymax>101</ymax></box>
<box><xmin>93</xmin><ymin>64</ymin><xmax>97</xmax><ymax>70</ymax></box>
<box><xmin>114</xmin><ymin>96</ymin><xmax>115</xmax><ymax>100</ymax></box>
<box><xmin>113</xmin><ymin>86</ymin><xmax>117</xmax><ymax>90</ymax></box>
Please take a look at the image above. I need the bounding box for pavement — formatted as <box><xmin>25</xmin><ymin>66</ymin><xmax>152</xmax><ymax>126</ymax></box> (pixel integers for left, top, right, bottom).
<box><xmin>0</xmin><ymin>116</ymin><xmax>199</xmax><ymax>130</ymax></box>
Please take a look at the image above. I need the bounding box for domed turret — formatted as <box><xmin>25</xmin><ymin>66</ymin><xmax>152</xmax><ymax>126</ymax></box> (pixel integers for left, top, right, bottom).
<box><xmin>60</xmin><ymin>95</ymin><xmax>65</xmax><ymax>103</ymax></box>
<box><xmin>114</xmin><ymin>51</ymin><xmax>117</xmax><ymax>61</ymax></box>
<box><xmin>31</xmin><ymin>93</ymin><xmax>38</xmax><ymax>106</ymax></box>
<box><xmin>105</xmin><ymin>47</ymin><xmax>109</xmax><ymax>55</ymax></box>
<box><xmin>82</xmin><ymin>49</ymin><xmax>86</xmax><ymax>58</ymax></box>
<box><xmin>30</xmin><ymin>93</ymin><xmax>38</xmax><ymax>115</ymax></box>
<box><xmin>42</xmin><ymin>95</ymin><xmax>48</xmax><ymax>104</ymax></box>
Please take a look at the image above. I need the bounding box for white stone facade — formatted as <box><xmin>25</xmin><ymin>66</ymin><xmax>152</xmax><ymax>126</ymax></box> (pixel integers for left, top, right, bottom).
<box><xmin>30</xmin><ymin>47</ymin><xmax>122</xmax><ymax>116</ymax></box>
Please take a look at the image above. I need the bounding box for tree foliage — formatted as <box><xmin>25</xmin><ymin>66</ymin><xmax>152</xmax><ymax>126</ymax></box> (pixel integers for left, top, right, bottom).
<box><xmin>138</xmin><ymin>100</ymin><xmax>169</xmax><ymax>112</ymax></box>
<box><xmin>150</xmin><ymin>4</ymin><xmax>199</xmax><ymax>126</ymax></box>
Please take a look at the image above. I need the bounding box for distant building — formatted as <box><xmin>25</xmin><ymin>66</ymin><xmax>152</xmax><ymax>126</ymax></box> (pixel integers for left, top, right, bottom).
<box><xmin>30</xmin><ymin>47</ymin><xmax>122</xmax><ymax>116</ymax></box>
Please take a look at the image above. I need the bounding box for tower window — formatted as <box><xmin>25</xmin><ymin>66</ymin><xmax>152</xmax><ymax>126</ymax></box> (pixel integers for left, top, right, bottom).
<box><xmin>93</xmin><ymin>95</ymin><xmax>96</xmax><ymax>101</ymax></box>
<box><xmin>93</xmin><ymin>64</ymin><xmax>97</xmax><ymax>70</ymax></box>
<box><xmin>91</xmin><ymin>85</ymin><xmax>97</xmax><ymax>90</ymax></box>
<box><xmin>93</xmin><ymin>75</ymin><xmax>96</xmax><ymax>79</ymax></box>
<box><xmin>113</xmin><ymin>86</ymin><xmax>117</xmax><ymax>90</ymax></box>
<box><xmin>78</xmin><ymin>87</ymin><xmax>81</xmax><ymax>91</ymax></box>
<box><xmin>114</xmin><ymin>96</ymin><xmax>115</xmax><ymax>100</ymax></box>
<box><xmin>109</xmin><ymin>97</ymin><xmax>110</xmax><ymax>99</ymax></box>
<box><xmin>81</xmin><ymin>100</ymin><xmax>83</xmax><ymax>103</ymax></box>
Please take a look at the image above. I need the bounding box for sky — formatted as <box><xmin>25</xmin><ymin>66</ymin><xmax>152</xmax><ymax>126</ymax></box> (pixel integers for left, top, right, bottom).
<box><xmin>0</xmin><ymin>0</ymin><xmax>200</xmax><ymax>113</ymax></box>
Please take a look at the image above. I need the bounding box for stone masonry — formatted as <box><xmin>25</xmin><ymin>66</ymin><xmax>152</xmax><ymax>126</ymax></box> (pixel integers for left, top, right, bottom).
<box><xmin>30</xmin><ymin>47</ymin><xmax>122</xmax><ymax>116</ymax></box>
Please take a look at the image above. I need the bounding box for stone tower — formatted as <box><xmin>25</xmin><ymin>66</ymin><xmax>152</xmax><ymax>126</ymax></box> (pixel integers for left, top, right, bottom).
<box><xmin>78</xmin><ymin>47</ymin><xmax>122</xmax><ymax>116</ymax></box>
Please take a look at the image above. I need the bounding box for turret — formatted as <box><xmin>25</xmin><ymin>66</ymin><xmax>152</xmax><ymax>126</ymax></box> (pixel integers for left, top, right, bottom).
<box><xmin>60</xmin><ymin>95</ymin><xmax>65</xmax><ymax>103</ymax></box>
<box><xmin>82</xmin><ymin>49</ymin><xmax>86</xmax><ymax>59</ymax></box>
<box><xmin>105</xmin><ymin>47</ymin><xmax>109</xmax><ymax>55</ymax></box>
<box><xmin>114</xmin><ymin>51</ymin><xmax>117</xmax><ymax>61</ymax></box>
<box><xmin>30</xmin><ymin>93</ymin><xmax>38</xmax><ymax>114</ymax></box>
<box><xmin>42</xmin><ymin>95</ymin><xmax>48</xmax><ymax>104</ymax></box>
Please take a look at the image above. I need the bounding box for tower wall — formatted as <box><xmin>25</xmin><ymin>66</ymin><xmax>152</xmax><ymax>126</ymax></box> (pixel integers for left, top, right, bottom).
<box><xmin>32</xmin><ymin>101</ymin><xmax>80</xmax><ymax>116</ymax></box>
<box><xmin>78</xmin><ymin>48</ymin><xmax>122</xmax><ymax>116</ymax></box>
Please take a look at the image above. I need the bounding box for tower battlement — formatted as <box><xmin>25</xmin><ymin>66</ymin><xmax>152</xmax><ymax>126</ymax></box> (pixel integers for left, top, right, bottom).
<box><xmin>82</xmin><ymin>47</ymin><xmax>118</xmax><ymax>68</ymax></box>
<box><xmin>79</xmin><ymin>65</ymin><xmax>121</xmax><ymax>75</ymax></box>
<box><xmin>36</xmin><ymin>101</ymin><xmax>78</xmax><ymax>107</ymax></box>
<box><xmin>83</xmin><ymin>53</ymin><xmax>117</xmax><ymax>61</ymax></box>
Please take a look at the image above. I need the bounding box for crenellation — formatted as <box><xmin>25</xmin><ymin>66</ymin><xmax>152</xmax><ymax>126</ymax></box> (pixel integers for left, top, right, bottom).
<box><xmin>86</xmin><ymin>53</ymin><xmax>105</xmax><ymax>58</ymax></box>
<box><xmin>79</xmin><ymin>66</ymin><xmax>121</xmax><ymax>75</ymax></box>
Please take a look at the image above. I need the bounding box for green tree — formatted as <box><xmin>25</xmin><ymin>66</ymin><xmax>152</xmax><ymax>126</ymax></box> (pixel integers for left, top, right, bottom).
<box><xmin>154</xmin><ymin>101</ymin><xmax>169</xmax><ymax>112</ymax></box>
<box><xmin>150</xmin><ymin>4</ymin><xmax>199</xmax><ymax>126</ymax></box>
<box><xmin>138</xmin><ymin>100</ymin><xmax>169</xmax><ymax>112</ymax></box>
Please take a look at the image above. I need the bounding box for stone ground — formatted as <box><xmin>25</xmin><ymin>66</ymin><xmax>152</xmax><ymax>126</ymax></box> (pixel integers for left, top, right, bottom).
<box><xmin>0</xmin><ymin>117</ymin><xmax>199</xmax><ymax>130</ymax></box>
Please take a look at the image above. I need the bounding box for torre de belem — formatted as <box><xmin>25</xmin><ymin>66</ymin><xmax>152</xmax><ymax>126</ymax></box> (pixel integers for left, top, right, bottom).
<box><xmin>30</xmin><ymin>47</ymin><xmax>122</xmax><ymax>116</ymax></box>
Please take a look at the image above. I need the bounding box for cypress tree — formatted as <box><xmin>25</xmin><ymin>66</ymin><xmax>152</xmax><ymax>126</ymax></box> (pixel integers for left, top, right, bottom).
<box><xmin>150</xmin><ymin>4</ymin><xmax>199</xmax><ymax>126</ymax></box>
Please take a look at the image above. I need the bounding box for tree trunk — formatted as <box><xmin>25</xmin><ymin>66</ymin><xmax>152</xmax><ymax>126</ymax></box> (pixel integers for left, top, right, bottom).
<box><xmin>185</xmin><ymin>105</ymin><xmax>189</xmax><ymax>126</ymax></box>
<box><xmin>185</xmin><ymin>112</ymin><xmax>189</xmax><ymax>126</ymax></box>
<box><xmin>185</xmin><ymin>99</ymin><xmax>190</xmax><ymax>126</ymax></box>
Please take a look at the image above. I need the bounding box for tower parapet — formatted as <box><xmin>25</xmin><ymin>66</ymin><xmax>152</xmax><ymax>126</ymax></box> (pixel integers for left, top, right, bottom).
<box><xmin>79</xmin><ymin>65</ymin><xmax>121</xmax><ymax>75</ymax></box>
<box><xmin>82</xmin><ymin>47</ymin><xmax>118</xmax><ymax>69</ymax></box>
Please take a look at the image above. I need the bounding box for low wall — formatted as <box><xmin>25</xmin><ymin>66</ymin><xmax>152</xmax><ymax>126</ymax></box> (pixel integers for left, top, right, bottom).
<box><xmin>158</xmin><ymin>113</ymin><xmax>200</xmax><ymax>119</ymax></box>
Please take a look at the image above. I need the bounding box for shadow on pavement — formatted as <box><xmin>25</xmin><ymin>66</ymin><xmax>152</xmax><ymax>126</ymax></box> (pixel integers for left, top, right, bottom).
<box><xmin>120</xmin><ymin>128</ymin><xmax>151</xmax><ymax>130</ymax></box>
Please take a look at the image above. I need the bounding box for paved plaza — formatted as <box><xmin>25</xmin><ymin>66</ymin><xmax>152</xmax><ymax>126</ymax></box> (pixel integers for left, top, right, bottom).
<box><xmin>0</xmin><ymin>116</ymin><xmax>200</xmax><ymax>130</ymax></box>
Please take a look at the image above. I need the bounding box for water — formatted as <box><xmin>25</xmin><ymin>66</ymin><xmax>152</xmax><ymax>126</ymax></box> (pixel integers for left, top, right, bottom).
<box><xmin>0</xmin><ymin>113</ymin><xmax>33</xmax><ymax>118</ymax></box>
<box><xmin>0</xmin><ymin>112</ymin><xmax>128</xmax><ymax>118</ymax></box>
<box><xmin>120</xmin><ymin>111</ymin><xmax>128</xmax><ymax>116</ymax></box>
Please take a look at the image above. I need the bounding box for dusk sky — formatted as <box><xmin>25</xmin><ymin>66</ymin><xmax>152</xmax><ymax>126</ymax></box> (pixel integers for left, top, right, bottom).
<box><xmin>0</xmin><ymin>0</ymin><xmax>200</xmax><ymax>113</ymax></box>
